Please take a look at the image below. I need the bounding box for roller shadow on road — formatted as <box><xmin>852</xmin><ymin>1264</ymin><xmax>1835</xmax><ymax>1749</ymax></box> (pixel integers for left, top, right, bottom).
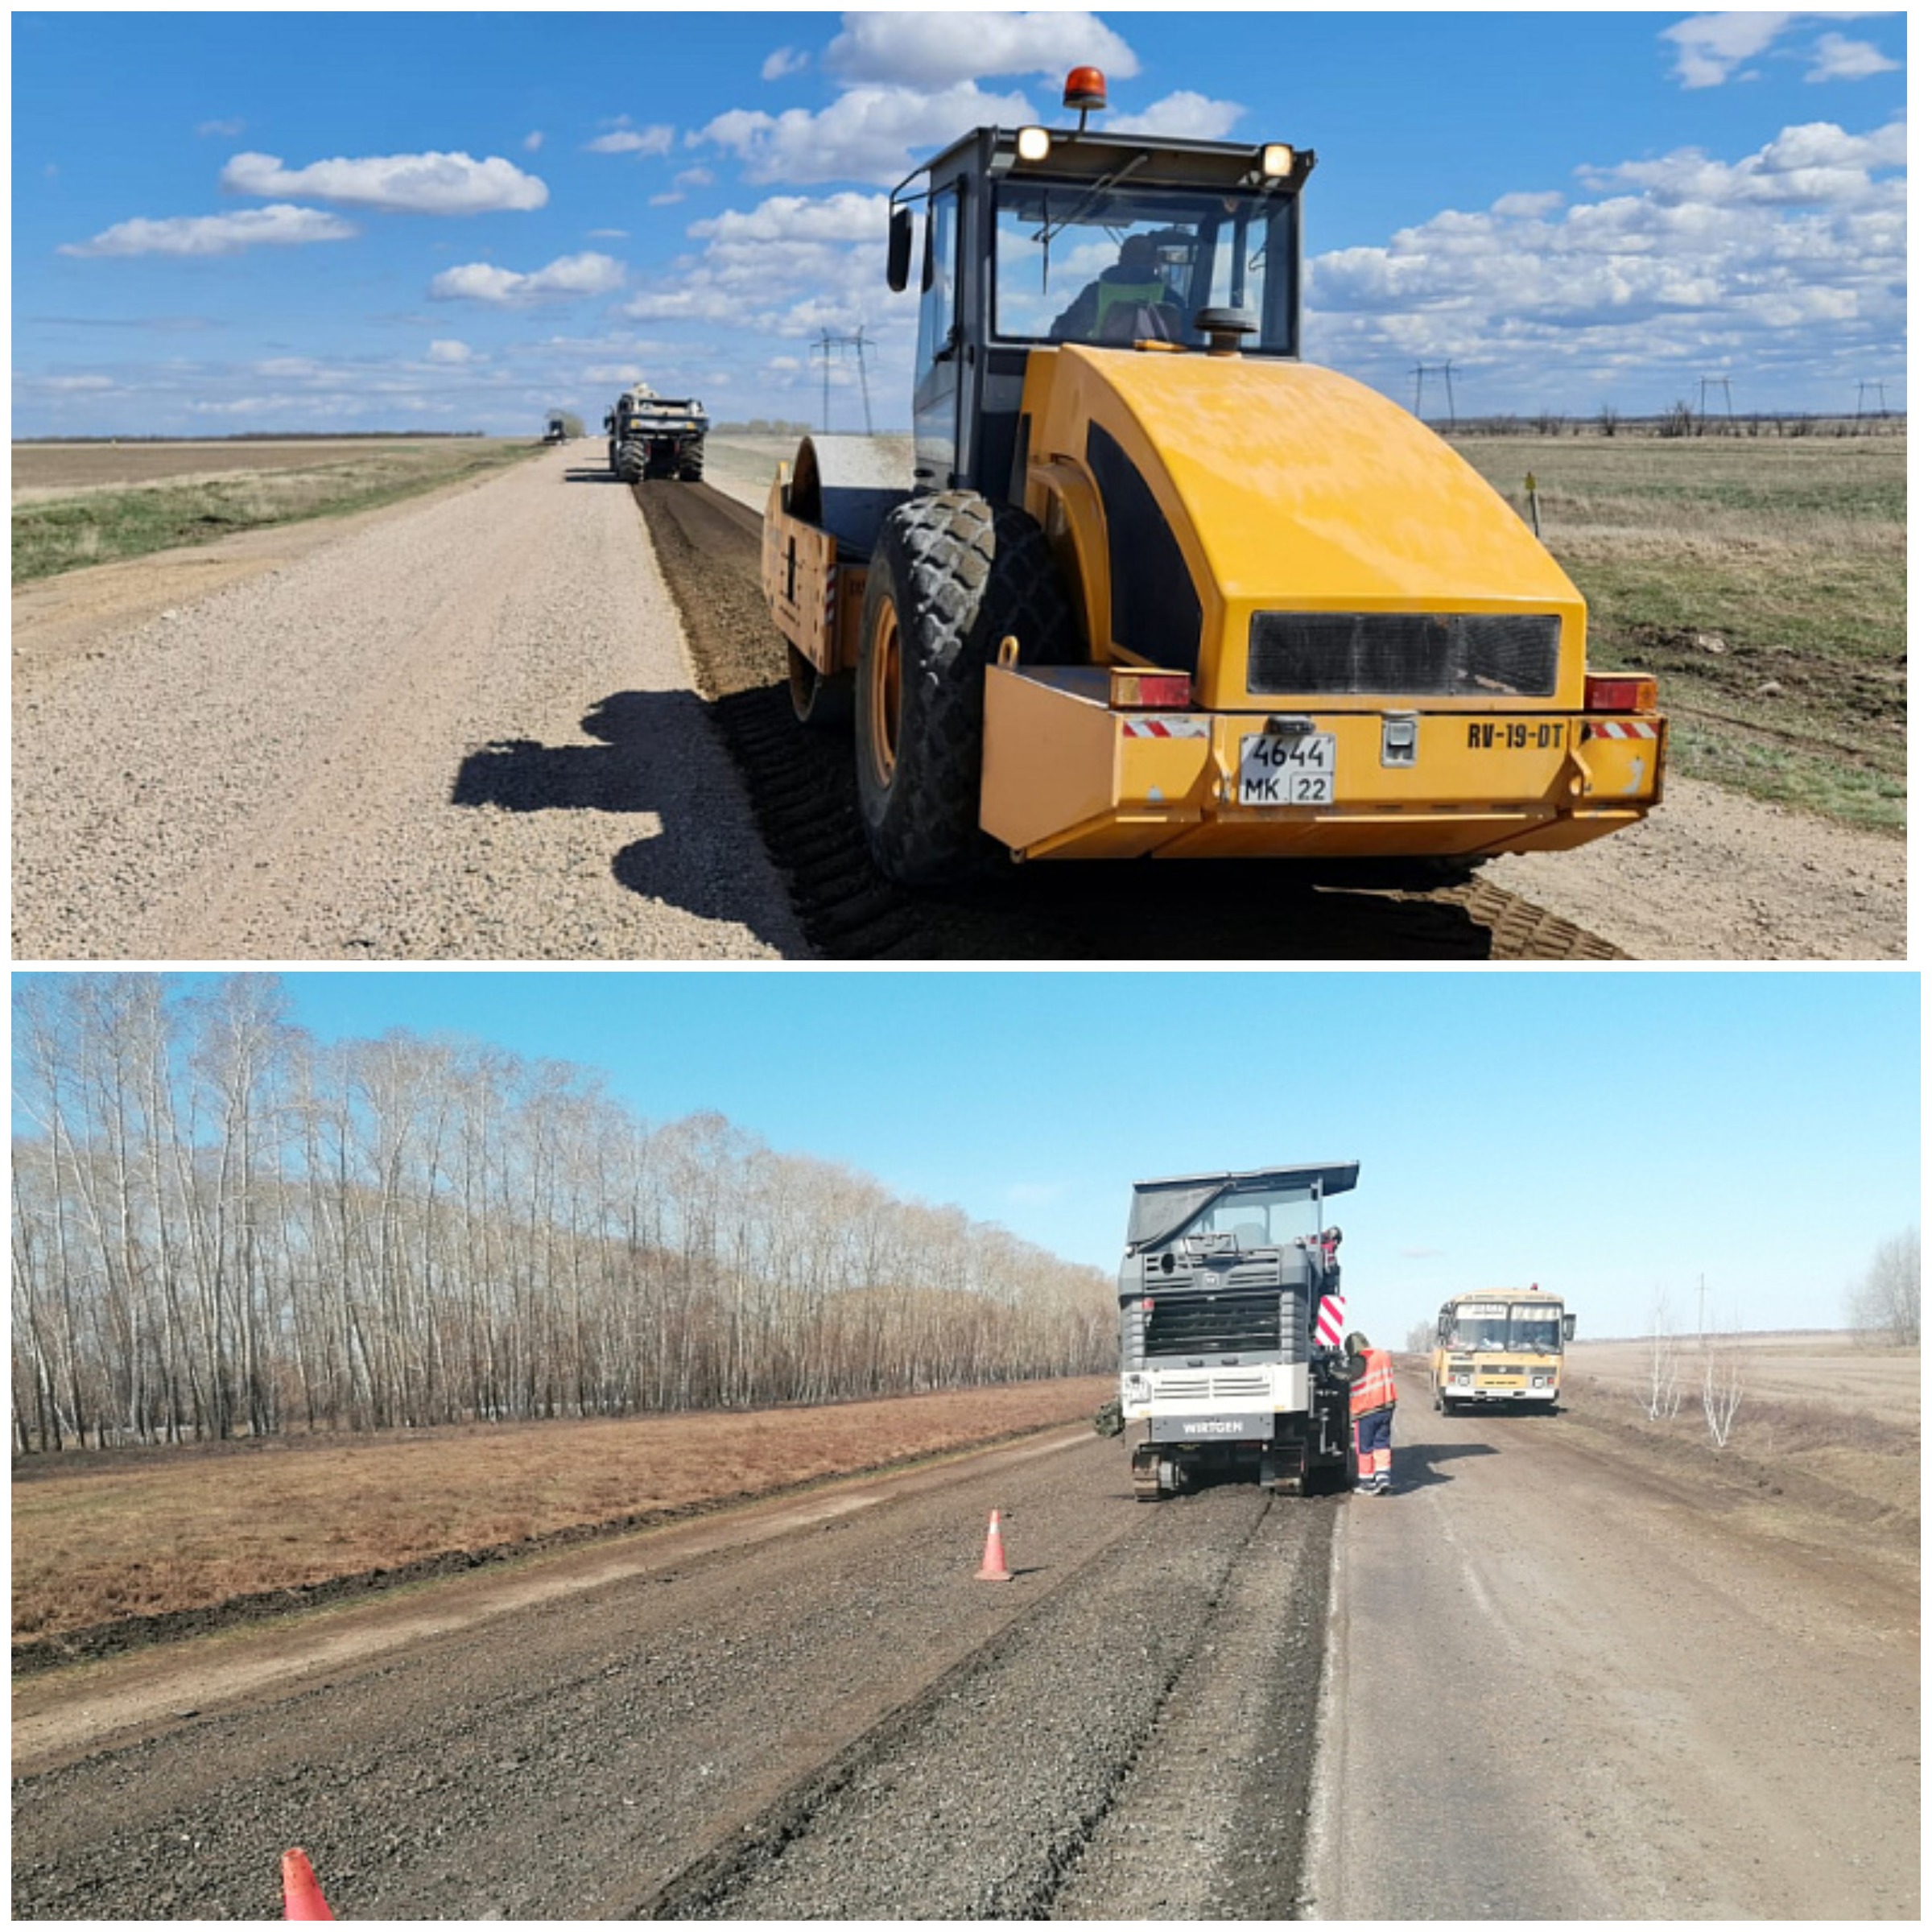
<box><xmin>563</xmin><ymin>466</ymin><xmax>626</xmax><ymax>484</ymax></box>
<box><xmin>1387</xmin><ymin>1439</ymin><xmax>1499</xmax><ymax>1491</ymax></box>
<box><xmin>450</xmin><ymin>690</ymin><xmax>802</xmax><ymax>952</ymax></box>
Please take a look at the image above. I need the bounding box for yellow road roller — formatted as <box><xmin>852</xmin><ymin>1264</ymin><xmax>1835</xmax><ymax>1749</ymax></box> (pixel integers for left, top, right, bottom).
<box><xmin>764</xmin><ymin>65</ymin><xmax>1663</xmax><ymax>887</ymax></box>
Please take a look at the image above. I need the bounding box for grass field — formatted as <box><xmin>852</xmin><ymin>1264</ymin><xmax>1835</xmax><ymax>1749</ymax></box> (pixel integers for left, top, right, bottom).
<box><xmin>10</xmin><ymin>438</ymin><xmax>542</xmax><ymax>585</ymax></box>
<box><xmin>1453</xmin><ymin>433</ymin><xmax>1907</xmax><ymax>832</ymax></box>
<box><xmin>10</xmin><ymin>1378</ymin><xmax>1112</xmax><ymax>1648</ymax></box>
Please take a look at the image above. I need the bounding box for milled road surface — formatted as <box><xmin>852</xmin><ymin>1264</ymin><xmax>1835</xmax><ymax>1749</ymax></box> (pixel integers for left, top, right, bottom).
<box><xmin>13</xmin><ymin>1397</ymin><xmax>1916</xmax><ymax>1921</ymax></box>
<box><xmin>1308</xmin><ymin>1372</ymin><xmax>1919</xmax><ymax>1920</ymax></box>
<box><xmin>10</xmin><ymin>1430</ymin><xmax>1334</xmax><ymax>1921</ymax></box>
<box><xmin>11</xmin><ymin>448</ymin><xmax>803</xmax><ymax>960</ymax></box>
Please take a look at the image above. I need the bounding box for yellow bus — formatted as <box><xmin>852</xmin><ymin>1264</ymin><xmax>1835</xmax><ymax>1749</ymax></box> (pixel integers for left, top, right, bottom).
<box><xmin>1430</xmin><ymin>1286</ymin><xmax>1575</xmax><ymax>1414</ymax></box>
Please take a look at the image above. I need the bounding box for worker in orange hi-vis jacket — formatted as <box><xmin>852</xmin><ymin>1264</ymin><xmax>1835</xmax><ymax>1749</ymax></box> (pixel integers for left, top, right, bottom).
<box><xmin>1345</xmin><ymin>1330</ymin><xmax>1398</xmax><ymax>1496</ymax></box>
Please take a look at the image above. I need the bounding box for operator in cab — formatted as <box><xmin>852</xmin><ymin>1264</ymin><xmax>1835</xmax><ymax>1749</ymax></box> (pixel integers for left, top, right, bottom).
<box><xmin>1049</xmin><ymin>232</ymin><xmax>1187</xmax><ymax>344</ymax></box>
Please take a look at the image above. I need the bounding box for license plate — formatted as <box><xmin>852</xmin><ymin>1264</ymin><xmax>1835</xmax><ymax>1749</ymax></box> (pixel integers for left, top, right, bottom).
<box><xmin>1239</xmin><ymin>732</ymin><xmax>1335</xmax><ymax>806</ymax></box>
<box><xmin>1468</xmin><ymin>721</ymin><xmax>1568</xmax><ymax>751</ymax></box>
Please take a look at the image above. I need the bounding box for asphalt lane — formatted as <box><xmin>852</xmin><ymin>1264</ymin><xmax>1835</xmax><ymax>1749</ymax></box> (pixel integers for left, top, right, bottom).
<box><xmin>1305</xmin><ymin>1373</ymin><xmax>1918</xmax><ymax>1920</ymax></box>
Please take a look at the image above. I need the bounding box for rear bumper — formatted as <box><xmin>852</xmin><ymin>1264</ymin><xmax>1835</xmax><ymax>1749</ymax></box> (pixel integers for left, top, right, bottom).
<box><xmin>981</xmin><ymin>665</ymin><xmax>1663</xmax><ymax>861</ymax></box>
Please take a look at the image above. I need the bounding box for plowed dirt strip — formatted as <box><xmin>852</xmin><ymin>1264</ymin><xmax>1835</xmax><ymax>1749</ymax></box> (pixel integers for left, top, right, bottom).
<box><xmin>632</xmin><ymin>478</ymin><xmax>1625</xmax><ymax>962</ymax></box>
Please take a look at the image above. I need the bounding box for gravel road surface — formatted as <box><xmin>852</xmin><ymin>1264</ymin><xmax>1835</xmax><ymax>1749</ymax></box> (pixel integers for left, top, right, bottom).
<box><xmin>12</xmin><ymin>447</ymin><xmax>803</xmax><ymax>960</ymax></box>
<box><xmin>1307</xmin><ymin>1369</ymin><xmax>1919</xmax><ymax>1919</ymax></box>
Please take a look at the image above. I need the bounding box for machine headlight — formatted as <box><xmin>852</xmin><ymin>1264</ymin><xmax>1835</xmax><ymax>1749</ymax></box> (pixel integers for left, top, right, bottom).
<box><xmin>1017</xmin><ymin>126</ymin><xmax>1051</xmax><ymax>163</ymax></box>
<box><xmin>1261</xmin><ymin>143</ymin><xmax>1295</xmax><ymax>178</ymax></box>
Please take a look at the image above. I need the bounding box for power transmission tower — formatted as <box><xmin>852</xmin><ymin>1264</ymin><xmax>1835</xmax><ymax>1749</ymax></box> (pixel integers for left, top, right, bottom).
<box><xmin>812</xmin><ymin>328</ymin><xmax>878</xmax><ymax>435</ymax></box>
<box><xmin>1856</xmin><ymin>379</ymin><xmax>1889</xmax><ymax>427</ymax></box>
<box><xmin>1412</xmin><ymin>361</ymin><xmax>1457</xmax><ymax>431</ymax></box>
<box><xmin>1697</xmin><ymin>376</ymin><xmax>1734</xmax><ymax>432</ymax></box>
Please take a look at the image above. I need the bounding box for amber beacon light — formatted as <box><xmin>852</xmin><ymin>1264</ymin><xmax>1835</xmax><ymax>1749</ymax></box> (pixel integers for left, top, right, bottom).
<box><xmin>1063</xmin><ymin>65</ymin><xmax>1108</xmax><ymax>124</ymax></box>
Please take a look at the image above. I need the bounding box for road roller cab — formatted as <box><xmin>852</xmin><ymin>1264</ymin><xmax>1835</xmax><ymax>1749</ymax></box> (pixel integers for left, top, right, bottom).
<box><xmin>763</xmin><ymin>67</ymin><xmax>1666</xmax><ymax>887</ymax></box>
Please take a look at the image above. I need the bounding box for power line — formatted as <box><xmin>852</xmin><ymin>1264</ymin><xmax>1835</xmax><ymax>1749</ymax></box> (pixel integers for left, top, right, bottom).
<box><xmin>1411</xmin><ymin>361</ymin><xmax>1457</xmax><ymax>431</ymax></box>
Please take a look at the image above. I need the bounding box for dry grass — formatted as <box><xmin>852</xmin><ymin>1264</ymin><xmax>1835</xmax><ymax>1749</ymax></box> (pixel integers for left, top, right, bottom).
<box><xmin>1450</xmin><ymin>433</ymin><xmax>1907</xmax><ymax>830</ymax></box>
<box><xmin>11</xmin><ymin>440</ymin><xmax>539</xmax><ymax>584</ymax></box>
<box><xmin>10</xmin><ymin>1380</ymin><xmax>1112</xmax><ymax>1646</ymax></box>
<box><xmin>1553</xmin><ymin>1339</ymin><xmax>1918</xmax><ymax>1537</ymax></box>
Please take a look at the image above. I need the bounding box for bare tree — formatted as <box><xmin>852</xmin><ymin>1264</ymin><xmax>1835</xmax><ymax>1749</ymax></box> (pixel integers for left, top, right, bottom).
<box><xmin>1405</xmin><ymin>1320</ymin><xmax>1434</xmax><ymax>1356</ymax></box>
<box><xmin>1639</xmin><ymin>1288</ymin><xmax>1683</xmax><ymax>1421</ymax></box>
<box><xmin>1846</xmin><ymin>1228</ymin><xmax>1920</xmax><ymax>1347</ymax></box>
<box><xmin>1699</xmin><ymin>1328</ymin><xmax>1744</xmax><ymax>1447</ymax></box>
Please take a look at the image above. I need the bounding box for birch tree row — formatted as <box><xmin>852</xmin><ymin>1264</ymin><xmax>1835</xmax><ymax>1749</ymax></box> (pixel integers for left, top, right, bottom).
<box><xmin>12</xmin><ymin>976</ymin><xmax>1115</xmax><ymax>1453</ymax></box>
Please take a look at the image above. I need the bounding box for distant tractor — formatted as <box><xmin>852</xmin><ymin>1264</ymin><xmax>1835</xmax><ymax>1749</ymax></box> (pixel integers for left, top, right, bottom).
<box><xmin>762</xmin><ymin>64</ymin><xmax>1664</xmax><ymax>889</ymax></box>
<box><xmin>606</xmin><ymin>383</ymin><xmax>708</xmax><ymax>483</ymax></box>
<box><xmin>544</xmin><ymin>413</ymin><xmax>568</xmax><ymax>444</ymax></box>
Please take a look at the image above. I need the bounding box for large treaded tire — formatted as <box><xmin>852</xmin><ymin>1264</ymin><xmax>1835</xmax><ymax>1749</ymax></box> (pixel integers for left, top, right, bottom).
<box><xmin>853</xmin><ymin>492</ymin><xmax>1076</xmax><ymax>887</ymax></box>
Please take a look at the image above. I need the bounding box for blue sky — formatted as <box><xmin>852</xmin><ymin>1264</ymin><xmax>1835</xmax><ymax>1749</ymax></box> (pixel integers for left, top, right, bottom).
<box><xmin>12</xmin><ymin>10</ymin><xmax>1906</xmax><ymax>436</ymax></box>
<box><xmin>52</xmin><ymin>966</ymin><xmax>1921</xmax><ymax>1348</ymax></box>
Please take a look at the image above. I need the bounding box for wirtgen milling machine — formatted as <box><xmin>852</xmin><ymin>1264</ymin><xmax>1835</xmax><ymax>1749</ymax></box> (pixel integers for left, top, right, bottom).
<box><xmin>1115</xmin><ymin>1162</ymin><xmax>1357</xmax><ymax>1500</ymax></box>
<box><xmin>765</xmin><ymin>65</ymin><xmax>1664</xmax><ymax>887</ymax></box>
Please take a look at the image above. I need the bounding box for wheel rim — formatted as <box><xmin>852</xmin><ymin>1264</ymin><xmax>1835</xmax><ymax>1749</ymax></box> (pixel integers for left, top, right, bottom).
<box><xmin>866</xmin><ymin>598</ymin><xmax>902</xmax><ymax>790</ymax></box>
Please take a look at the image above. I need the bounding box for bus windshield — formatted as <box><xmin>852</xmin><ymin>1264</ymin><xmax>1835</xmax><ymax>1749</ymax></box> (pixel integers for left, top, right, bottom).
<box><xmin>1450</xmin><ymin>1307</ymin><xmax>1564</xmax><ymax>1353</ymax></box>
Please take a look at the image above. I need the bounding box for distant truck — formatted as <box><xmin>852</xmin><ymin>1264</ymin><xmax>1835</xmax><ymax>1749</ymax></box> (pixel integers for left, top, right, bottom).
<box><xmin>1430</xmin><ymin>1286</ymin><xmax>1575</xmax><ymax>1412</ymax></box>
<box><xmin>544</xmin><ymin>414</ymin><xmax>568</xmax><ymax>444</ymax></box>
<box><xmin>605</xmin><ymin>383</ymin><xmax>708</xmax><ymax>483</ymax></box>
<box><xmin>1111</xmin><ymin>1162</ymin><xmax>1357</xmax><ymax>1498</ymax></box>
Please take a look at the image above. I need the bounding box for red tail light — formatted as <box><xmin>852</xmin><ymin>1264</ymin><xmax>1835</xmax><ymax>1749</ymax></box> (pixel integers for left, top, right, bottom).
<box><xmin>1111</xmin><ymin>671</ymin><xmax>1193</xmax><ymax>709</ymax></box>
<box><xmin>1064</xmin><ymin>66</ymin><xmax>1108</xmax><ymax>112</ymax></box>
<box><xmin>1584</xmin><ymin>674</ymin><xmax>1657</xmax><ymax>713</ymax></box>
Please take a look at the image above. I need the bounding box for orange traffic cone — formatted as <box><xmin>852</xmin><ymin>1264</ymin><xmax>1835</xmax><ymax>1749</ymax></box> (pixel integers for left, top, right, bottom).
<box><xmin>975</xmin><ymin>1509</ymin><xmax>1013</xmax><ymax>1582</ymax></box>
<box><xmin>283</xmin><ymin>1848</ymin><xmax>335</xmax><ymax>1920</ymax></box>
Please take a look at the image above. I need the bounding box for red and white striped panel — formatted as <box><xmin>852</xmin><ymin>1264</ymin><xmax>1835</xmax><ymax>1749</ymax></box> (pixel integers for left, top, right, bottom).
<box><xmin>1121</xmin><ymin>716</ymin><xmax>1209</xmax><ymax>739</ymax></box>
<box><xmin>1585</xmin><ymin>720</ymin><xmax>1659</xmax><ymax>740</ymax></box>
<box><xmin>1315</xmin><ymin>1294</ymin><xmax>1346</xmax><ymax>1349</ymax></box>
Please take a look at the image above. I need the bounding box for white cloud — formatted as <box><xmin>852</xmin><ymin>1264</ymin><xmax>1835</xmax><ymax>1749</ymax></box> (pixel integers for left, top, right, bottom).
<box><xmin>221</xmin><ymin>150</ymin><xmax>547</xmax><ymax>214</ymax></box>
<box><xmin>34</xmin><ymin>374</ymin><xmax>117</xmax><ymax>392</ymax></box>
<box><xmin>1583</xmin><ymin>120</ymin><xmax>1905</xmax><ymax>208</ymax></box>
<box><xmin>1806</xmin><ymin>31</ymin><xmax>1900</xmax><ymax>82</ymax></box>
<box><xmin>1305</xmin><ymin>118</ymin><xmax>1904</xmax><ymax>409</ymax></box>
<box><xmin>587</xmin><ymin>228</ymin><xmax>630</xmax><ymax>240</ymax></box>
<box><xmin>427</xmin><ymin>339</ymin><xmax>478</xmax><ymax>365</ymax></box>
<box><xmin>522</xmin><ymin>130</ymin><xmax>545</xmax><ymax>153</ymax></box>
<box><xmin>619</xmin><ymin>191</ymin><xmax>902</xmax><ymax>336</ymax></box>
<box><xmin>1492</xmin><ymin>190</ymin><xmax>1566</xmax><ymax>220</ymax></box>
<box><xmin>1106</xmin><ymin>90</ymin><xmax>1245</xmax><ymax>142</ymax></box>
<box><xmin>824</xmin><ymin>12</ymin><xmax>1138</xmax><ymax>89</ymax></box>
<box><xmin>700</xmin><ymin>80</ymin><xmax>1036</xmax><ymax>186</ymax></box>
<box><xmin>430</xmin><ymin>251</ymin><xmax>627</xmax><ymax>304</ymax></box>
<box><xmin>1661</xmin><ymin>11</ymin><xmax>1794</xmax><ymax>88</ymax></box>
<box><xmin>197</xmin><ymin>117</ymin><xmax>246</xmax><ymax>138</ymax></box>
<box><xmin>584</xmin><ymin>121</ymin><xmax>675</xmax><ymax>157</ymax></box>
<box><xmin>60</xmin><ymin>204</ymin><xmax>357</xmax><ymax>258</ymax></box>
<box><xmin>1660</xmin><ymin>12</ymin><xmax>1898</xmax><ymax>88</ymax></box>
<box><xmin>762</xmin><ymin>46</ymin><xmax>811</xmax><ymax>83</ymax></box>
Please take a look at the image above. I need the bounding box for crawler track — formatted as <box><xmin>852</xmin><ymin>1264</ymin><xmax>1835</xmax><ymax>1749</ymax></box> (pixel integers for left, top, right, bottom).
<box><xmin>634</xmin><ymin>479</ymin><xmax>1625</xmax><ymax>961</ymax></box>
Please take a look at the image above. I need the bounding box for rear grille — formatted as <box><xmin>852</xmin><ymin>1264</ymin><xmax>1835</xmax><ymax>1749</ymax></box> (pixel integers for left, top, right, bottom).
<box><xmin>1144</xmin><ymin>1292</ymin><xmax>1282</xmax><ymax>1355</ymax></box>
<box><xmin>1249</xmin><ymin>612</ymin><xmax>1561</xmax><ymax>697</ymax></box>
